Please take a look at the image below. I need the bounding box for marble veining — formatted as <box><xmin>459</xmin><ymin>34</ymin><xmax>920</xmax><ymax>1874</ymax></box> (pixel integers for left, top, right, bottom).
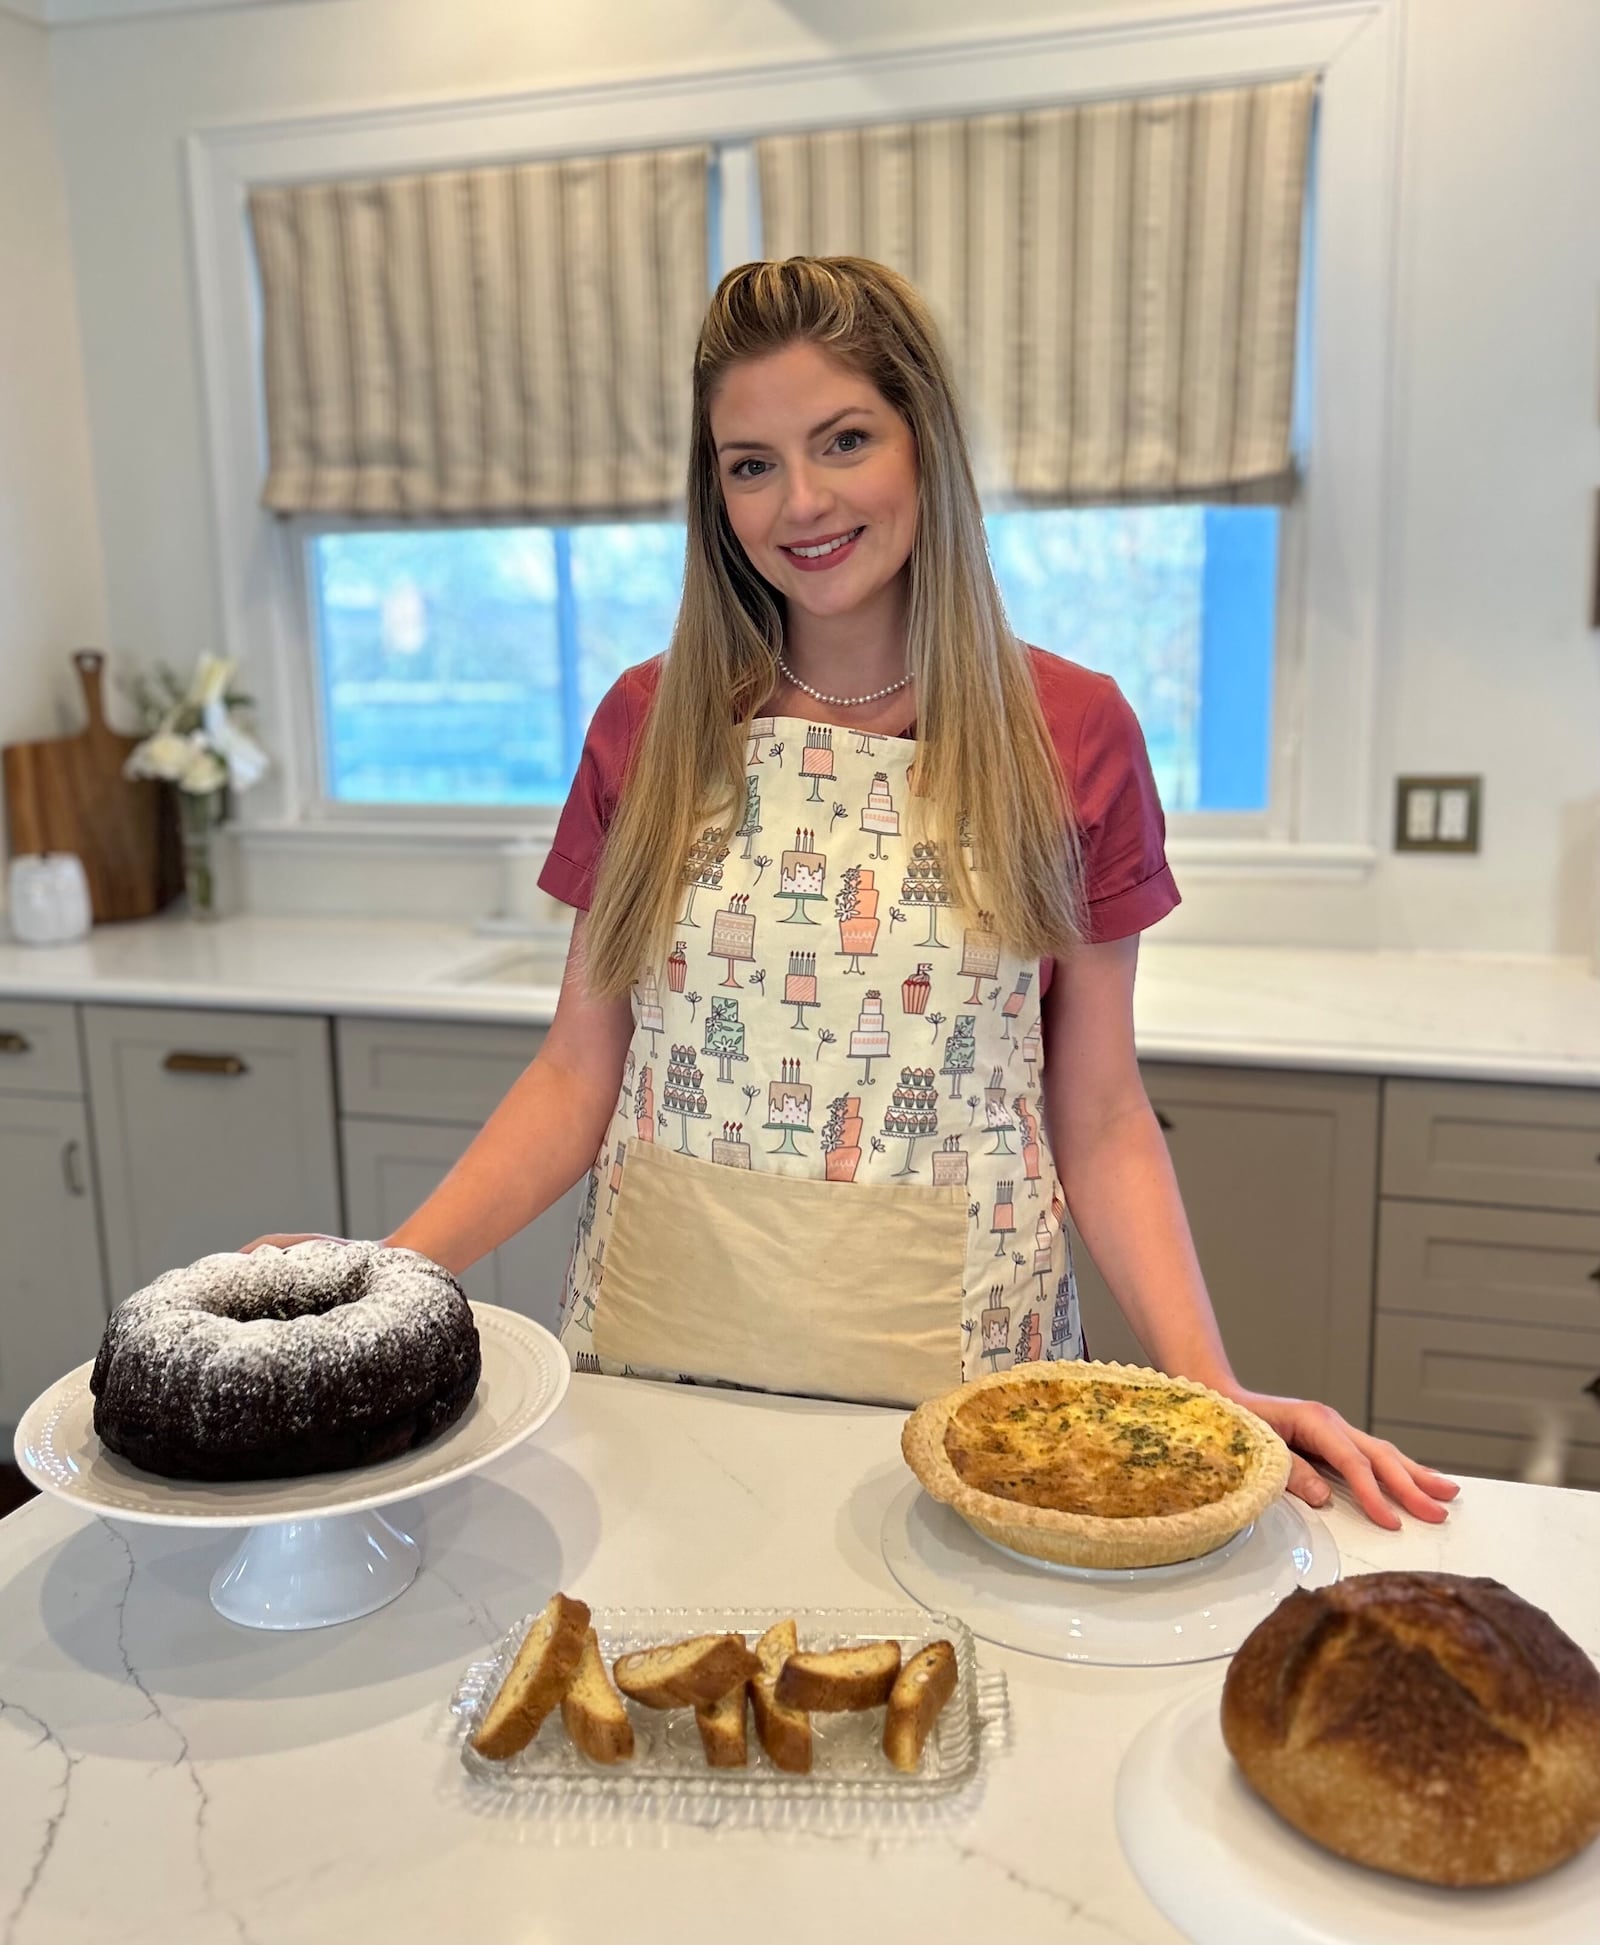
<box><xmin>0</xmin><ymin>1375</ymin><xmax>1596</xmax><ymax>1943</ymax></box>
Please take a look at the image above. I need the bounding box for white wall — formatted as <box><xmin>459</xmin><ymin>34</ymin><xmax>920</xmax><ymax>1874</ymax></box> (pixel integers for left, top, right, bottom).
<box><xmin>0</xmin><ymin>7</ymin><xmax>108</xmax><ymax>803</ymax></box>
<box><xmin>32</xmin><ymin>0</ymin><xmax>1600</xmax><ymax>952</ymax></box>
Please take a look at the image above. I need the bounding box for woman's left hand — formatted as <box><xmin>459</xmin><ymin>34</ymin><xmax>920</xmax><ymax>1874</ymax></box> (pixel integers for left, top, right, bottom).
<box><xmin>1220</xmin><ymin>1386</ymin><xmax>1460</xmax><ymax>1530</ymax></box>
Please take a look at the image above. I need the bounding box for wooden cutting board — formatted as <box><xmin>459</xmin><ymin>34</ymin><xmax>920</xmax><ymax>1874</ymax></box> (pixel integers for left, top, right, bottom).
<box><xmin>2</xmin><ymin>651</ymin><xmax>183</xmax><ymax>922</ymax></box>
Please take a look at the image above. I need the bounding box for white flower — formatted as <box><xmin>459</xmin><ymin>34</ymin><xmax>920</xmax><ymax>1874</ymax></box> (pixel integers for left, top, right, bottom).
<box><xmin>186</xmin><ymin>654</ymin><xmax>236</xmax><ymax>710</ymax></box>
<box><xmin>201</xmin><ymin>698</ymin><xmax>270</xmax><ymax>793</ymax></box>
<box><xmin>178</xmin><ymin>743</ymin><xmax>229</xmax><ymax>795</ymax></box>
<box><xmin>124</xmin><ymin>730</ymin><xmax>196</xmax><ymax>784</ymax></box>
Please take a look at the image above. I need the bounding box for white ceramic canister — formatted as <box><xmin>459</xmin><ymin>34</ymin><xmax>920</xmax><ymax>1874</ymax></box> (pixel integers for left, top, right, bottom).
<box><xmin>7</xmin><ymin>853</ymin><xmax>93</xmax><ymax>945</ymax></box>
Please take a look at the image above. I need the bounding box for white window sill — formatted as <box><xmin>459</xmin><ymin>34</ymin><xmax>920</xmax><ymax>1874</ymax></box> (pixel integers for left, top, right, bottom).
<box><xmin>1167</xmin><ymin>840</ymin><xmax>1376</xmax><ymax>882</ymax></box>
<box><xmin>236</xmin><ymin>819</ymin><xmax>1376</xmax><ymax>882</ymax></box>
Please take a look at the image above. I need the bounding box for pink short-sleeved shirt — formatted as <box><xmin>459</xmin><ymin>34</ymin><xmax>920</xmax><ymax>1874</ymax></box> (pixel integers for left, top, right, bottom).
<box><xmin>538</xmin><ymin>648</ymin><xmax>1180</xmax><ymax>992</ymax></box>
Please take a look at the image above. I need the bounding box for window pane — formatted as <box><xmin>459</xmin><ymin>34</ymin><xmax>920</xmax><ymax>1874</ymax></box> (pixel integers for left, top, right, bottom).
<box><xmin>312</xmin><ymin>524</ymin><xmax>686</xmax><ymax>808</ymax></box>
<box><xmin>985</xmin><ymin>505</ymin><xmax>1279</xmax><ymax>813</ymax></box>
<box><xmin>568</xmin><ymin>523</ymin><xmax>686</xmax><ymax>725</ymax></box>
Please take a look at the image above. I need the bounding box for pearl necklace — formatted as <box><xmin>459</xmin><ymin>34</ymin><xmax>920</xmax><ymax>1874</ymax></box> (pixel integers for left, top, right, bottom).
<box><xmin>776</xmin><ymin>656</ymin><xmax>911</xmax><ymax>709</ymax></box>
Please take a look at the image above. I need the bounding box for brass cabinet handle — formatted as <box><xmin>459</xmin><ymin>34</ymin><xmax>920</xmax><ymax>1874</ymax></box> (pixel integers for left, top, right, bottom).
<box><xmin>62</xmin><ymin>1140</ymin><xmax>86</xmax><ymax>1197</ymax></box>
<box><xmin>1155</xmin><ymin>1108</ymin><xmax>1174</xmax><ymax>1133</ymax></box>
<box><xmin>163</xmin><ymin>1051</ymin><xmax>250</xmax><ymax>1077</ymax></box>
<box><xmin>0</xmin><ymin>1031</ymin><xmax>31</xmax><ymax>1055</ymax></box>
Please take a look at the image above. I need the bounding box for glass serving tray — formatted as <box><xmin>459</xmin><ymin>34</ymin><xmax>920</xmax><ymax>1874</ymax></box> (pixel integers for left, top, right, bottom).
<box><xmin>450</xmin><ymin>1604</ymin><xmax>1008</xmax><ymax>1824</ymax></box>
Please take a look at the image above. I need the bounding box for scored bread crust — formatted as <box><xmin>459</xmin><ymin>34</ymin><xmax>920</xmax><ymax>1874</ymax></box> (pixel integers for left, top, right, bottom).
<box><xmin>1221</xmin><ymin>1571</ymin><xmax>1600</xmax><ymax>1887</ymax></box>
<box><xmin>471</xmin><ymin>1591</ymin><xmax>592</xmax><ymax>1759</ymax></box>
<box><xmin>901</xmin><ymin>1359</ymin><xmax>1291</xmax><ymax>1569</ymax></box>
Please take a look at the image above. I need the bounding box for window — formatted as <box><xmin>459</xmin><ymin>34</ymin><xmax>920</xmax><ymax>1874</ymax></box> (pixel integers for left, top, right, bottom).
<box><xmin>308</xmin><ymin>522</ymin><xmax>686</xmax><ymax>806</ymax></box>
<box><xmin>987</xmin><ymin>506</ymin><xmax>1280</xmax><ymax>815</ymax></box>
<box><xmin>308</xmin><ymin>505</ymin><xmax>1277</xmax><ymax>816</ymax></box>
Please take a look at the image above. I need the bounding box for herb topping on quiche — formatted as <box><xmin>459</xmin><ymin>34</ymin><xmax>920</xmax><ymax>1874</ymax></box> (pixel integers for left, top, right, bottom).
<box><xmin>943</xmin><ymin>1377</ymin><xmax>1255</xmax><ymax>1520</ymax></box>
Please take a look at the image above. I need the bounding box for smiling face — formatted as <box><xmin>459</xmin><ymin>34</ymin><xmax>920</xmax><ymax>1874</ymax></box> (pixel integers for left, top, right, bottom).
<box><xmin>709</xmin><ymin>341</ymin><xmax>919</xmax><ymax>629</ymax></box>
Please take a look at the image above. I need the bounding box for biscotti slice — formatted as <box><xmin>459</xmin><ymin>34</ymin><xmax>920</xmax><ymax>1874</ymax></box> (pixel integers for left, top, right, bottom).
<box><xmin>472</xmin><ymin>1591</ymin><xmax>591</xmax><ymax>1759</ymax></box>
<box><xmin>612</xmin><ymin>1632</ymin><xmax>760</xmax><ymax>1709</ymax></box>
<box><xmin>561</xmin><ymin>1628</ymin><xmax>635</xmax><ymax>1765</ymax></box>
<box><xmin>882</xmin><ymin>1641</ymin><xmax>959</xmax><ymax>1772</ymax></box>
<box><xmin>749</xmin><ymin>1618</ymin><xmax>812</xmax><ymax>1774</ymax></box>
<box><xmin>774</xmin><ymin>1639</ymin><xmax>902</xmax><ymax>1712</ymax></box>
<box><xmin>695</xmin><ymin>1682</ymin><xmax>750</xmax><ymax>1768</ymax></box>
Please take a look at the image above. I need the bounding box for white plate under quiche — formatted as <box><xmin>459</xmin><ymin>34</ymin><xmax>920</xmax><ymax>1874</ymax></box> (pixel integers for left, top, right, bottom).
<box><xmin>902</xmin><ymin>1359</ymin><xmax>1292</xmax><ymax>1570</ymax></box>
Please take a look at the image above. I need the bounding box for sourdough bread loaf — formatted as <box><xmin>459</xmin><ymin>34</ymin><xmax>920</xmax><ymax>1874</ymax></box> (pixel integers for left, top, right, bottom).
<box><xmin>1221</xmin><ymin>1571</ymin><xmax>1600</xmax><ymax>1886</ymax></box>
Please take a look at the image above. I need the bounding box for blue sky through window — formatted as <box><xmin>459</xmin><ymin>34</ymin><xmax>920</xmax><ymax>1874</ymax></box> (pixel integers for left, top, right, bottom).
<box><xmin>311</xmin><ymin>507</ymin><xmax>1276</xmax><ymax>812</ymax></box>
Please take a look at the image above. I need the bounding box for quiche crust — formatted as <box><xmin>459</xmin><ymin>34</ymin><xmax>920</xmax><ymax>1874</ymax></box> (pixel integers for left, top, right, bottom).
<box><xmin>902</xmin><ymin>1360</ymin><xmax>1292</xmax><ymax>1569</ymax></box>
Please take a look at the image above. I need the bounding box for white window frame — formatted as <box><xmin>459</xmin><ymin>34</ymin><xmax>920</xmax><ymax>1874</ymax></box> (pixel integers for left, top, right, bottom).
<box><xmin>187</xmin><ymin>0</ymin><xmax>1399</xmax><ymax>882</ymax></box>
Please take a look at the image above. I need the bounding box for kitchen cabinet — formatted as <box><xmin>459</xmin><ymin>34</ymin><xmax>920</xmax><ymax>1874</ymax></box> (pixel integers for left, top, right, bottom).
<box><xmin>337</xmin><ymin>1017</ymin><xmax>584</xmax><ymax>1333</ymax></box>
<box><xmin>0</xmin><ymin>997</ymin><xmax>108</xmax><ymax>1428</ymax></box>
<box><xmin>1374</xmin><ymin>1078</ymin><xmax>1600</xmax><ymax>1481</ymax></box>
<box><xmin>83</xmin><ymin>1004</ymin><xmax>341</xmax><ymax>1301</ymax></box>
<box><xmin>1070</xmin><ymin>1064</ymin><xmax>1380</xmax><ymax>1427</ymax></box>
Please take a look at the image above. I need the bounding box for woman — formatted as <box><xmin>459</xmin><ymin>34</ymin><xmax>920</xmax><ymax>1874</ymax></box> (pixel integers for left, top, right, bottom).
<box><xmin>251</xmin><ymin>256</ymin><xmax>1454</xmax><ymax>1532</ymax></box>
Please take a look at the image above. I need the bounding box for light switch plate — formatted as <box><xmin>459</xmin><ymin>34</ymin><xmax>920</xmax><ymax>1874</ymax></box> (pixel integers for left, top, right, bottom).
<box><xmin>1394</xmin><ymin>775</ymin><xmax>1482</xmax><ymax>853</ymax></box>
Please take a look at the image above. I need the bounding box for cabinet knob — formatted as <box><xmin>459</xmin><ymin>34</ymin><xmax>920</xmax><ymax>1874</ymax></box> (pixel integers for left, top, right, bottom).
<box><xmin>163</xmin><ymin>1051</ymin><xmax>250</xmax><ymax>1077</ymax></box>
<box><xmin>1155</xmin><ymin>1108</ymin><xmax>1174</xmax><ymax>1133</ymax></box>
<box><xmin>0</xmin><ymin>1031</ymin><xmax>31</xmax><ymax>1055</ymax></box>
<box><xmin>1589</xmin><ymin>1265</ymin><xmax>1600</xmax><ymax>1283</ymax></box>
<box><xmin>1586</xmin><ymin>1374</ymin><xmax>1600</xmax><ymax>1402</ymax></box>
<box><xmin>61</xmin><ymin>1140</ymin><xmax>86</xmax><ymax>1197</ymax></box>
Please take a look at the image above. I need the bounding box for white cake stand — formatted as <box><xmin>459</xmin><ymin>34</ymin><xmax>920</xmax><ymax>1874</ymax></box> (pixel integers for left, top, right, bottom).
<box><xmin>13</xmin><ymin>1303</ymin><xmax>569</xmax><ymax>1632</ymax></box>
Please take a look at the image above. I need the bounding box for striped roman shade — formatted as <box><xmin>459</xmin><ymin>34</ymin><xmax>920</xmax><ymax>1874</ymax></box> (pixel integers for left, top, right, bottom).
<box><xmin>758</xmin><ymin>78</ymin><xmax>1315</xmax><ymax>505</ymax></box>
<box><xmin>248</xmin><ymin>145</ymin><xmax>710</xmax><ymax>517</ymax></box>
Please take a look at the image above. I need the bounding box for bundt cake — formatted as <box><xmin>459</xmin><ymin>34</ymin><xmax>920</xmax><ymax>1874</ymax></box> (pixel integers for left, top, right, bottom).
<box><xmin>90</xmin><ymin>1240</ymin><xmax>482</xmax><ymax>1482</ymax></box>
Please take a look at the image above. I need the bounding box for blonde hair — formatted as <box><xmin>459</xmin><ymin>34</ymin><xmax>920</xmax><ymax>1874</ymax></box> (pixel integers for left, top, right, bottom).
<box><xmin>585</xmin><ymin>255</ymin><xmax>1086</xmax><ymax>999</ymax></box>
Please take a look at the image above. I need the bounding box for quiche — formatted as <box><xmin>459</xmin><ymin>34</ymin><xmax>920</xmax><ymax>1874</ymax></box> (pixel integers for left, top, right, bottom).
<box><xmin>902</xmin><ymin>1360</ymin><xmax>1292</xmax><ymax>1569</ymax></box>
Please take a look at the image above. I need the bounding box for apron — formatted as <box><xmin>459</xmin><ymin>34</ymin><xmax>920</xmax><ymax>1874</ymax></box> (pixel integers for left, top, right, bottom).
<box><xmin>558</xmin><ymin>715</ymin><xmax>1083</xmax><ymax>1406</ymax></box>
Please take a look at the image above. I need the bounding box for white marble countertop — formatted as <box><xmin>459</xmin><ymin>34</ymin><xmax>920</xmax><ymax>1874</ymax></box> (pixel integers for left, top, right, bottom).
<box><xmin>1</xmin><ymin>1374</ymin><xmax>1597</xmax><ymax>1944</ymax></box>
<box><xmin>5</xmin><ymin>910</ymin><xmax>1600</xmax><ymax>1084</ymax></box>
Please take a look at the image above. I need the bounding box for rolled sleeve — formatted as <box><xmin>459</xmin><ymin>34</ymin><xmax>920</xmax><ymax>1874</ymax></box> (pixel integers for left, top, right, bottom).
<box><xmin>535</xmin><ymin>665</ymin><xmax>655</xmax><ymax>913</ymax></box>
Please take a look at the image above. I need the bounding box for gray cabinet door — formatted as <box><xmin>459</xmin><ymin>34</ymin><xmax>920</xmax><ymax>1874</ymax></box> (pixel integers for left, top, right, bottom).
<box><xmin>83</xmin><ymin>1005</ymin><xmax>342</xmax><ymax>1301</ymax></box>
<box><xmin>0</xmin><ymin>1000</ymin><xmax>85</xmax><ymax>1098</ymax></box>
<box><xmin>0</xmin><ymin>1094</ymin><xmax>108</xmax><ymax>1428</ymax></box>
<box><xmin>341</xmin><ymin>1116</ymin><xmax>581</xmax><ymax>1334</ymax></box>
<box><xmin>336</xmin><ymin>1017</ymin><xmax>544</xmax><ymax>1124</ymax></box>
<box><xmin>1377</xmin><ymin>1199</ymin><xmax>1600</xmax><ymax>1333</ymax></box>
<box><xmin>1072</xmin><ymin>1064</ymin><xmax>1380</xmax><ymax>1424</ymax></box>
<box><xmin>1372</xmin><ymin>1312</ymin><xmax>1600</xmax><ymax>1451</ymax></box>
<box><xmin>1382</xmin><ymin>1079</ymin><xmax>1600</xmax><ymax>1213</ymax></box>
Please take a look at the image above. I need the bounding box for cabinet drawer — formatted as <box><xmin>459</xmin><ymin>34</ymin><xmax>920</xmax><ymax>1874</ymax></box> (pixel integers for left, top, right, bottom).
<box><xmin>0</xmin><ymin>1094</ymin><xmax>107</xmax><ymax>1427</ymax></box>
<box><xmin>1382</xmin><ymin>1078</ymin><xmax>1600</xmax><ymax>1212</ymax></box>
<box><xmin>0</xmin><ymin>1000</ymin><xmax>83</xmax><ymax>1097</ymax></box>
<box><xmin>1377</xmin><ymin>1200</ymin><xmax>1600</xmax><ymax>1332</ymax></box>
<box><xmin>1371</xmin><ymin>1418</ymin><xmax>1600</xmax><ymax>1489</ymax></box>
<box><xmin>83</xmin><ymin>1005</ymin><xmax>341</xmax><ymax>1299</ymax></box>
<box><xmin>336</xmin><ymin>1017</ymin><xmax>544</xmax><ymax>1125</ymax></box>
<box><xmin>341</xmin><ymin>1116</ymin><xmax>581</xmax><ymax>1333</ymax></box>
<box><xmin>1371</xmin><ymin>1312</ymin><xmax>1600</xmax><ymax>1445</ymax></box>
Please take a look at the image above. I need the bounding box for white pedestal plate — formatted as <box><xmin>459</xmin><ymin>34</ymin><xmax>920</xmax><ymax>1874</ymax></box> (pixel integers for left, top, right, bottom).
<box><xmin>14</xmin><ymin>1303</ymin><xmax>569</xmax><ymax>1631</ymax></box>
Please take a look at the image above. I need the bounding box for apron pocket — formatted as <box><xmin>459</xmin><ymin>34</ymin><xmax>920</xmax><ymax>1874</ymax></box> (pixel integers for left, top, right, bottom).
<box><xmin>596</xmin><ymin>1139</ymin><xmax>965</xmax><ymax>1408</ymax></box>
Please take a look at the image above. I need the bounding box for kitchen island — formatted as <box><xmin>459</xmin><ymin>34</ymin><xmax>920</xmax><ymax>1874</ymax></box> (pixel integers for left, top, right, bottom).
<box><xmin>2</xmin><ymin>1371</ymin><xmax>1595</xmax><ymax>1944</ymax></box>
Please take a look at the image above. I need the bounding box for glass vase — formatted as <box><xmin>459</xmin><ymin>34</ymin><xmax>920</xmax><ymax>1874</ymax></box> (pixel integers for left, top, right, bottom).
<box><xmin>177</xmin><ymin>789</ymin><xmax>227</xmax><ymax>921</ymax></box>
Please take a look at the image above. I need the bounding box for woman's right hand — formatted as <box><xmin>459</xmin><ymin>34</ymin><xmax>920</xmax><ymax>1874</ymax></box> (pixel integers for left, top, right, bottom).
<box><xmin>239</xmin><ymin>1232</ymin><xmax>352</xmax><ymax>1254</ymax></box>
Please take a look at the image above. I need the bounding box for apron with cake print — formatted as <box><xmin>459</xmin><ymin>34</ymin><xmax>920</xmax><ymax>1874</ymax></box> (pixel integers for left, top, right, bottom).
<box><xmin>557</xmin><ymin>715</ymin><xmax>1083</xmax><ymax>1408</ymax></box>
